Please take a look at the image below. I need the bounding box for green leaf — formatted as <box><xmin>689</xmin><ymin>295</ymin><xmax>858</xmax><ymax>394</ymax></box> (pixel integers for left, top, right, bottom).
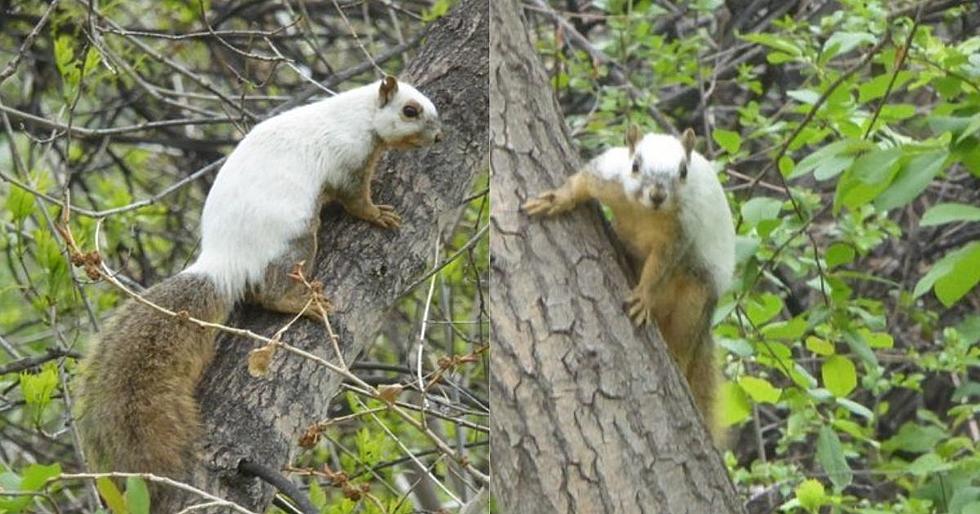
<box><xmin>778</xmin><ymin>155</ymin><xmax>794</xmax><ymax>176</ymax></box>
<box><xmin>796</xmin><ymin>479</ymin><xmax>827</xmax><ymax>512</ymax></box>
<box><xmin>787</xmin><ymin>89</ymin><xmax>820</xmax><ymax>104</ymax></box>
<box><xmin>913</xmin><ymin>242</ymin><xmax>980</xmax><ymax>307</ymax></box>
<box><xmin>879</xmin><ymin>103</ymin><xmax>917</xmax><ymax>120</ymax></box>
<box><xmin>761</xmin><ymin>317</ymin><xmax>806</xmax><ymax>340</ymax></box>
<box><xmin>718</xmin><ymin>337</ymin><xmax>754</xmax><ymax>357</ymax></box>
<box><xmin>806</xmin><ymin>336</ymin><xmax>835</xmax><ymax>356</ymax></box>
<box><xmin>712</xmin><ymin>129</ymin><xmax>742</xmax><ymax>154</ymax></box>
<box><xmin>421</xmin><ymin>0</ymin><xmax>453</xmax><ymax>21</ymax></box>
<box><xmin>882</xmin><ymin>423</ymin><xmax>948</xmax><ymax>454</ymax></box>
<box><xmin>814</xmin><ymin>155</ymin><xmax>856</xmax><ymax>181</ymax></box>
<box><xmin>741</xmin><ymin>197</ymin><xmax>782</xmax><ymax>225</ymax></box>
<box><xmin>875</xmin><ymin>150</ymin><xmax>948</xmax><ymax>210</ymax></box>
<box><xmin>927</xmin><ymin>114</ymin><xmax>975</xmax><ymax>135</ymax></box>
<box><xmin>745</xmin><ymin>292</ymin><xmax>783</xmax><ymax>325</ymax></box>
<box><xmin>859</xmin><ymin>329</ymin><xmax>893</xmax><ymax>349</ymax></box>
<box><xmin>826</xmin><ymin>242</ymin><xmax>856</xmax><ymax>269</ymax></box>
<box><xmin>821</xmin><ymin>31</ymin><xmax>876</xmax><ymax>61</ymax></box>
<box><xmin>822</xmin><ymin>355</ymin><xmax>857</xmax><ymax>397</ymax></box>
<box><xmin>956</xmin><ymin>113</ymin><xmax>980</xmax><ymax>143</ymax></box>
<box><xmin>835</xmin><ymin>147</ymin><xmax>903</xmax><ymax>212</ymax></box>
<box><xmin>921</xmin><ymin>202</ymin><xmax>980</xmax><ymax>226</ymax></box>
<box><xmin>97</xmin><ymin>477</ymin><xmax>128</xmax><ymax>514</ymax></box>
<box><xmin>6</xmin><ymin>186</ymin><xmax>36</xmax><ymax>222</ymax></box>
<box><xmin>816</xmin><ymin>425</ymin><xmax>853</xmax><ymax>491</ymax></box>
<box><xmin>0</xmin><ymin>470</ymin><xmax>30</xmax><ymax>512</ymax></box>
<box><xmin>19</xmin><ymin>364</ymin><xmax>58</xmax><ymax>424</ymax></box>
<box><xmin>836</xmin><ymin>398</ymin><xmax>874</xmax><ymax>419</ymax></box>
<box><xmin>309</xmin><ymin>477</ymin><xmax>326</xmax><ymax>508</ymax></box>
<box><xmin>19</xmin><ymin>463</ymin><xmax>59</xmax><ymax>491</ymax></box>
<box><xmin>851</xmin><ymin>147</ymin><xmax>904</xmax><ymax>183</ymax></box>
<box><xmin>720</xmin><ymin>381</ymin><xmax>751</xmax><ymax>427</ymax></box>
<box><xmin>740</xmin><ymin>33</ymin><xmax>802</xmax><ymax>57</ymax></box>
<box><xmin>125</xmin><ymin>477</ymin><xmax>150</xmax><ymax>514</ymax></box>
<box><xmin>791</xmin><ymin>139</ymin><xmax>872</xmax><ymax>180</ymax></box>
<box><xmin>738</xmin><ymin>376</ymin><xmax>782</xmax><ymax>404</ymax></box>
<box><xmin>858</xmin><ymin>71</ymin><xmax>913</xmax><ymax>103</ymax></box>
<box><xmin>53</xmin><ymin>35</ymin><xmax>76</xmax><ymax>80</ymax></box>
<box><xmin>949</xmin><ymin>487</ymin><xmax>980</xmax><ymax>514</ymax></box>
<box><xmin>908</xmin><ymin>453</ymin><xmax>953</xmax><ymax>476</ymax></box>
<box><xmin>833</xmin><ymin>419</ymin><xmax>869</xmax><ymax>441</ymax></box>
<box><xmin>843</xmin><ymin>330</ymin><xmax>878</xmax><ymax>367</ymax></box>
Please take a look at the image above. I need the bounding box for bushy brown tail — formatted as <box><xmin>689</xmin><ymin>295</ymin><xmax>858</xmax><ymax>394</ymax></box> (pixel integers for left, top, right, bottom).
<box><xmin>74</xmin><ymin>273</ymin><xmax>229</xmax><ymax>477</ymax></box>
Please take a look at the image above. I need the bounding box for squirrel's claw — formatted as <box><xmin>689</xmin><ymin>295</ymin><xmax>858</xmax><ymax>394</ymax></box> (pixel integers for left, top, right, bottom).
<box><xmin>522</xmin><ymin>192</ymin><xmax>558</xmax><ymax>216</ymax></box>
<box><xmin>625</xmin><ymin>292</ymin><xmax>654</xmax><ymax>327</ymax></box>
<box><xmin>372</xmin><ymin>205</ymin><xmax>402</xmax><ymax>229</ymax></box>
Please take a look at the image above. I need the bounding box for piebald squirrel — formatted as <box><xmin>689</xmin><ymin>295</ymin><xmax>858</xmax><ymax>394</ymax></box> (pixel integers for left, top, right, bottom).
<box><xmin>523</xmin><ymin>127</ymin><xmax>735</xmax><ymax>439</ymax></box>
<box><xmin>75</xmin><ymin>77</ymin><xmax>442</xmax><ymax>478</ymax></box>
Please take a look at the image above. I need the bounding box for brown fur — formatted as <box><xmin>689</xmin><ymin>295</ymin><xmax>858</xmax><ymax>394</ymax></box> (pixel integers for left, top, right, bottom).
<box><xmin>75</xmin><ymin>273</ymin><xmax>230</xmax><ymax>477</ymax></box>
<box><xmin>524</xmin><ymin>169</ymin><xmax>725</xmax><ymax>441</ymax></box>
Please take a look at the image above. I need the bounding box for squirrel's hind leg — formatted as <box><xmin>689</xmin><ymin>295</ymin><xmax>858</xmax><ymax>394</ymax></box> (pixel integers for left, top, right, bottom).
<box><xmin>656</xmin><ymin>274</ymin><xmax>713</xmax><ymax>370</ymax></box>
<box><xmin>247</xmin><ymin>231</ymin><xmax>330</xmax><ymax>320</ymax></box>
<box><xmin>626</xmin><ymin>247</ymin><xmax>674</xmax><ymax>327</ymax></box>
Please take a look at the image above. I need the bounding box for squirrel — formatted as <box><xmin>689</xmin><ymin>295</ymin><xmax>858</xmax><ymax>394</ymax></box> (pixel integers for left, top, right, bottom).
<box><xmin>74</xmin><ymin>76</ymin><xmax>443</xmax><ymax>480</ymax></box>
<box><xmin>523</xmin><ymin>127</ymin><xmax>735</xmax><ymax>440</ymax></box>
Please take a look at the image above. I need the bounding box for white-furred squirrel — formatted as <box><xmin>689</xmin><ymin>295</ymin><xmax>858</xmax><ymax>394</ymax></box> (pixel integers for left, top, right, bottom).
<box><xmin>75</xmin><ymin>76</ymin><xmax>442</xmax><ymax>478</ymax></box>
<box><xmin>523</xmin><ymin>128</ymin><xmax>735</xmax><ymax>439</ymax></box>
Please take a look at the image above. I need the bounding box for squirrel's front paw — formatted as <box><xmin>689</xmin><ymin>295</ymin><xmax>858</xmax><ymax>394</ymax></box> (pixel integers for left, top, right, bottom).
<box><xmin>371</xmin><ymin>204</ymin><xmax>402</xmax><ymax>229</ymax></box>
<box><xmin>625</xmin><ymin>290</ymin><xmax>655</xmax><ymax>327</ymax></box>
<box><xmin>522</xmin><ymin>191</ymin><xmax>562</xmax><ymax>216</ymax></box>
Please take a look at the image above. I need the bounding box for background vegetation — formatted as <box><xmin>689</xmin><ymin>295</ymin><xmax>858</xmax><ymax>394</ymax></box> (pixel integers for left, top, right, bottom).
<box><xmin>526</xmin><ymin>0</ymin><xmax>978</xmax><ymax>512</ymax></box>
<box><xmin>0</xmin><ymin>0</ymin><xmax>486</xmax><ymax>513</ymax></box>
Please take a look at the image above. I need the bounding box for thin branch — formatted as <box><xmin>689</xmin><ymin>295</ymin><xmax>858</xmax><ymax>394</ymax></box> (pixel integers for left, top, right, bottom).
<box><xmin>0</xmin><ymin>0</ymin><xmax>61</xmax><ymax>86</ymax></box>
<box><xmin>51</xmin><ymin>473</ymin><xmax>258</xmax><ymax>514</ymax></box>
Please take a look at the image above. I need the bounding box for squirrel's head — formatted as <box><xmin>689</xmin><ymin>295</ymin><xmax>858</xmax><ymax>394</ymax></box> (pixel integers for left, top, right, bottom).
<box><xmin>622</xmin><ymin>127</ymin><xmax>697</xmax><ymax>212</ymax></box>
<box><xmin>372</xmin><ymin>76</ymin><xmax>443</xmax><ymax>149</ymax></box>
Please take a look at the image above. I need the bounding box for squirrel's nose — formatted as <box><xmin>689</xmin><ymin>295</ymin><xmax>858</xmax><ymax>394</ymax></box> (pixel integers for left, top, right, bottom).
<box><xmin>650</xmin><ymin>191</ymin><xmax>666</xmax><ymax>206</ymax></box>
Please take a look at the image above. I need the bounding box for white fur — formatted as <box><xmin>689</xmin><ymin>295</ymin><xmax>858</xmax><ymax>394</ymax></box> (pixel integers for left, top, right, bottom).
<box><xmin>184</xmin><ymin>80</ymin><xmax>440</xmax><ymax>300</ymax></box>
<box><xmin>634</xmin><ymin>133</ymin><xmax>688</xmax><ymax>175</ymax></box>
<box><xmin>589</xmin><ymin>147</ymin><xmax>643</xmax><ymax>195</ymax></box>
<box><xmin>587</xmin><ymin>133</ymin><xmax>736</xmax><ymax>295</ymax></box>
<box><xmin>680</xmin><ymin>152</ymin><xmax>736</xmax><ymax>296</ymax></box>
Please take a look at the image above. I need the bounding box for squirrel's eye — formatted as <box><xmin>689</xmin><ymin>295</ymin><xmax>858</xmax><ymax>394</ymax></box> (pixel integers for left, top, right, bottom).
<box><xmin>679</xmin><ymin>161</ymin><xmax>688</xmax><ymax>180</ymax></box>
<box><xmin>631</xmin><ymin>161</ymin><xmax>640</xmax><ymax>174</ymax></box>
<box><xmin>402</xmin><ymin>105</ymin><xmax>420</xmax><ymax>118</ymax></box>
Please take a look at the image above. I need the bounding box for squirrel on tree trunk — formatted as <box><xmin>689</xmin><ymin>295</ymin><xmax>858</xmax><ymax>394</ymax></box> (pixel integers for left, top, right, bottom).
<box><xmin>74</xmin><ymin>77</ymin><xmax>442</xmax><ymax>485</ymax></box>
<box><xmin>523</xmin><ymin>127</ymin><xmax>736</xmax><ymax>441</ymax></box>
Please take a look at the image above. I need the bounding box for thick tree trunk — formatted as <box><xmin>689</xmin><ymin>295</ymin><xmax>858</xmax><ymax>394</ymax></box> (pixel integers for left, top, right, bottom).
<box><xmin>488</xmin><ymin>2</ymin><xmax>745</xmax><ymax>513</ymax></box>
<box><xmin>161</xmin><ymin>1</ymin><xmax>489</xmax><ymax>511</ymax></box>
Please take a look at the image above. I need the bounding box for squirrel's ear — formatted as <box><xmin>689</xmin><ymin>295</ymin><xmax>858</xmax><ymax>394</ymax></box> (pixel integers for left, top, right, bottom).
<box><xmin>379</xmin><ymin>76</ymin><xmax>399</xmax><ymax>107</ymax></box>
<box><xmin>626</xmin><ymin>125</ymin><xmax>641</xmax><ymax>156</ymax></box>
<box><xmin>681</xmin><ymin>128</ymin><xmax>697</xmax><ymax>159</ymax></box>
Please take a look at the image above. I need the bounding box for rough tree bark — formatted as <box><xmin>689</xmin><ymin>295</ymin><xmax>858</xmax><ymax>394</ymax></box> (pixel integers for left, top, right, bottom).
<box><xmin>161</xmin><ymin>1</ymin><xmax>489</xmax><ymax>511</ymax></box>
<box><xmin>489</xmin><ymin>2</ymin><xmax>746</xmax><ymax>513</ymax></box>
